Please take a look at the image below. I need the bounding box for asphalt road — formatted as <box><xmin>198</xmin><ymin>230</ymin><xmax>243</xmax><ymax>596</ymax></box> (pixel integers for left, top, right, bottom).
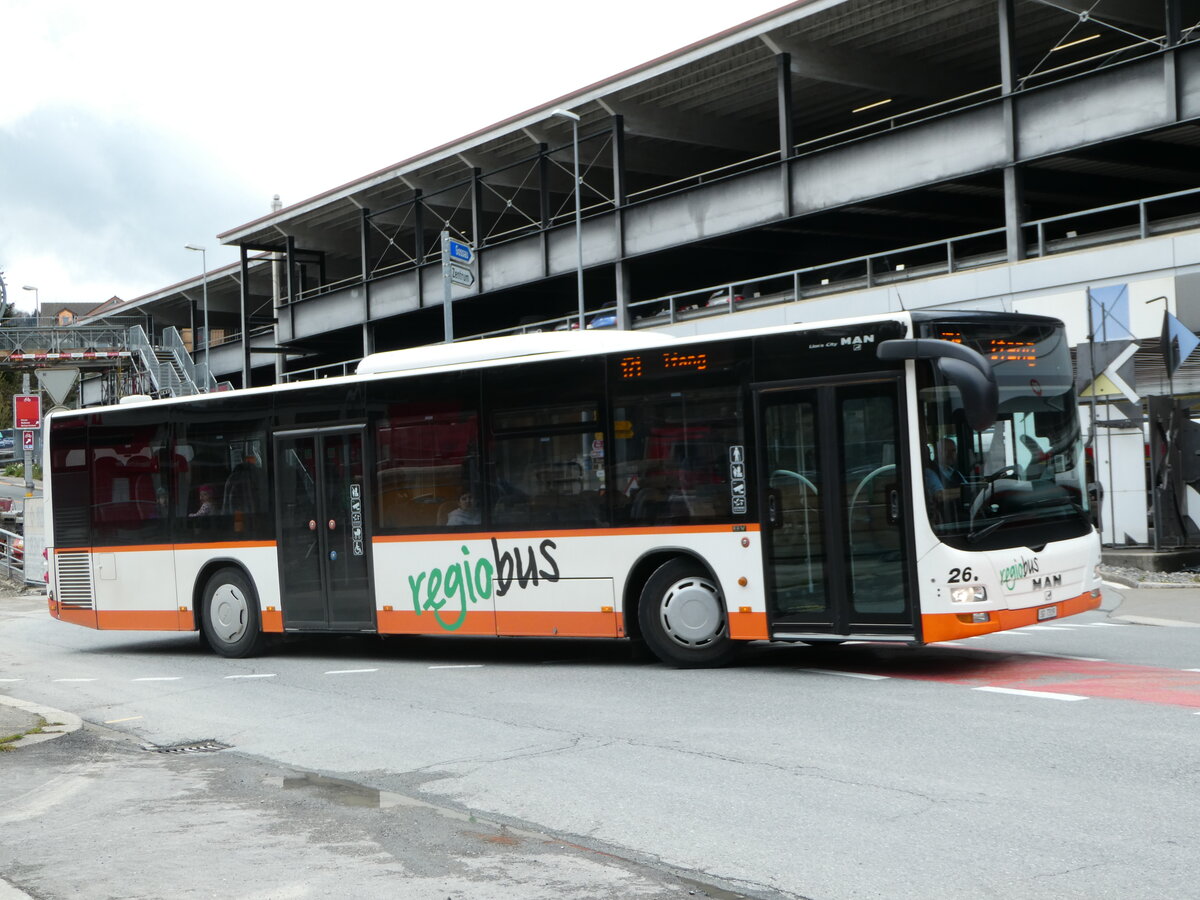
<box><xmin>2</xmin><ymin>587</ymin><xmax>1199</xmax><ymax>899</ymax></box>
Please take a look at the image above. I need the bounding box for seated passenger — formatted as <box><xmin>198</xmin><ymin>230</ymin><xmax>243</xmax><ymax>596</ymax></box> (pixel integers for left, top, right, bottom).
<box><xmin>189</xmin><ymin>485</ymin><xmax>216</xmax><ymax>517</ymax></box>
<box><xmin>445</xmin><ymin>491</ymin><xmax>480</xmax><ymax>526</ymax></box>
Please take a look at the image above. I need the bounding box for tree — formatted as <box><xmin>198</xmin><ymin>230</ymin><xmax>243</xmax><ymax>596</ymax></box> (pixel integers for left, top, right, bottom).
<box><xmin>0</xmin><ymin>270</ymin><xmax>23</xmax><ymax>428</ymax></box>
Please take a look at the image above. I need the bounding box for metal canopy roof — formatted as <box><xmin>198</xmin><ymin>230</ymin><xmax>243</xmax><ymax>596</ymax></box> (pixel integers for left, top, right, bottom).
<box><xmin>219</xmin><ymin>0</ymin><xmax>1182</xmax><ymax>256</ymax></box>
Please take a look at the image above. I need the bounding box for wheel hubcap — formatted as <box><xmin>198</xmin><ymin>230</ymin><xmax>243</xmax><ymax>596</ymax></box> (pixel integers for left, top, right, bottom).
<box><xmin>659</xmin><ymin>577</ymin><xmax>724</xmax><ymax>647</ymax></box>
<box><xmin>210</xmin><ymin>584</ymin><xmax>248</xmax><ymax>643</ymax></box>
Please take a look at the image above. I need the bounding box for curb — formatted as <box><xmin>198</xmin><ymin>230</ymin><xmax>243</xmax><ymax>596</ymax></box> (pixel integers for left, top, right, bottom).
<box><xmin>0</xmin><ymin>695</ymin><xmax>82</xmax><ymax>749</ymax></box>
<box><xmin>0</xmin><ymin>879</ymin><xmax>33</xmax><ymax>899</ymax></box>
<box><xmin>1114</xmin><ymin>614</ymin><xmax>1200</xmax><ymax>628</ymax></box>
<box><xmin>1100</xmin><ymin>572</ymin><xmax>1200</xmax><ymax>590</ymax></box>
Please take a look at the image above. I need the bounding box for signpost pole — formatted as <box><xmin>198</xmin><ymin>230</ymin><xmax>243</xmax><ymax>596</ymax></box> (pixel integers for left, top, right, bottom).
<box><xmin>441</xmin><ymin>230</ymin><xmax>454</xmax><ymax>343</ymax></box>
<box><xmin>440</xmin><ymin>232</ymin><xmax>477</xmax><ymax>343</ymax></box>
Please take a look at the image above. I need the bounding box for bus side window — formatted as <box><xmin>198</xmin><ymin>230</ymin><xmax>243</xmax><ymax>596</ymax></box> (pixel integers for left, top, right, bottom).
<box><xmin>87</xmin><ymin>418</ymin><xmax>170</xmax><ymax>545</ymax></box>
<box><xmin>615</xmin><ymin>384</ymin><xmax>742</xmax><ymax>526</ymax></box>
<box><xmin>175</xmin><ymin>422</ymin><xmax>269</xmax><ymax>539</ymax></box>
<box><xmin>373</xmin><ymin>403</ymin><xmax>481</xmax><ymax>533</ymax></box>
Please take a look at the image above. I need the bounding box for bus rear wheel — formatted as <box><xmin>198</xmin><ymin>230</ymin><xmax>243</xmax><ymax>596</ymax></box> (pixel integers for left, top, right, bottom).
<box><xmin>638</xmin><ymin>559</ymin><xmax>737</xmax><ymax>668</ymax></box>
<box><xmin>201</xmin><ymin>568</ymin><xmax>267</xmax><ymax>658</ymax></box>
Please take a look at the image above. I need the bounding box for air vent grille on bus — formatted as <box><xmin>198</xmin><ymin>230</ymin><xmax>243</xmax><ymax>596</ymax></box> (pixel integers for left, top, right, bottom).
<box><xmin>55</xmin><ymin>551</ymin><xmax>95</xmax><ymax>610</ymax></box>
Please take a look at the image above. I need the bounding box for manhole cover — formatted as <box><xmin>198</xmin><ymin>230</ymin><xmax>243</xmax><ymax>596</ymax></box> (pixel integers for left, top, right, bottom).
<box><xmin>141</xmin><ymin>740</ymin><xmax>230</xmax><ymax>754</ymax></box>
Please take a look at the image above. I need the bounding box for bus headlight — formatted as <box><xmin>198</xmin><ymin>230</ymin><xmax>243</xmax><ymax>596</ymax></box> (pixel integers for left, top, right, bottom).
<box><xmin>951</xmin><ymin>585</ymin><xmax>988</xmax><ymax>603</ymax></box>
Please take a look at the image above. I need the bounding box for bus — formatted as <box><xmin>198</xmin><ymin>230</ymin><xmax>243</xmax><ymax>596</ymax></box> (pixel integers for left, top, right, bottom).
<box><xmin>44</xmin><ymin>310</ymin><xmax>1101</xmax><ymax>667</ymax></box>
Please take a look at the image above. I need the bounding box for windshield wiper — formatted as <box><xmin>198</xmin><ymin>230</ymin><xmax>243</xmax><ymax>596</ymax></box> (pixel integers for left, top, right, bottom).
<box><xmin>967</xmin><ymin>510</ymin><xmax>1046</xmax><ymax>543</ymax></box>
<box><xmin>967</xmin><ymin>499</ymin><xmax>1092</xmax><ymax>544</ymax></box>
<box><xmin>967</xmin><ymin>518</ymin><xmax>1009</xmax><ymax>543</ymax></box>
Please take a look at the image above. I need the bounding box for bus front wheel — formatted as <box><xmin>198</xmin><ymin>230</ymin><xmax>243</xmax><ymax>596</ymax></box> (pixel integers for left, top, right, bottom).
<box><xmin>638</xmin><ymin>559</ymin><xmax>737</xmax><ymax>668</ymax></box>
<box><xmin>201</xmin><ymin>568</ymin><xmax>267</xmax><ymax>658</ymax></box>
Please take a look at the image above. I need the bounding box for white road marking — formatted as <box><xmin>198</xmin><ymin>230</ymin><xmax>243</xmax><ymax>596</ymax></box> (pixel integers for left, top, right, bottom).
<box><xmin>974</xmin><ymin>686</ymin><xmax>1088</xmax><ymax>701</ymax></box>
<box><xmin>1021</xmin><ymin>625</ymin><xmax>1069</xmax><ymax>632</ymax></box>
<box><xmin>324</xmin><ymin>668</ymin><xmax>379</xmax><ymax>675</ymax></box>
<box><xmin>1185</xmin><ymin>669</ymin><xmax>1200</xmax><ymax>673</ymax></box>
<box><xmin>224</xmin><ymin>673</ymin><xmax>277</xmax><ymax>679</ymax></box>
<box><xmin>1084</xmin><ymin>622</ymin><xmax>1127</xmax><ymax>627</ymax></box>
<box><xmin>132</xmin><ymin>677</ymin><xmax>181</xmax><ymax>682</ymax></box>
<box><xmin>985</xmin><ymin>631</ymin><xmax>1032</xmax><ymax>637</ymax></box>
<box><xmin>53</xmin><ymin>678</ymin><xmax>96</xmax><ymax>683</ymax></box>
<box><xmin>800</xmin><ymin>668</ymin><xmax>890</xmax><ymax>681</ymax></box>
<box><xmin>428</xmin><ymin>664</ymin><xmax>483</xmax><ymax>670</ymax></box>
<box><xmin>0</xmin><ymin>678</ymin><xmax>23</xmax><ymax>682</ymax></box>
<box><xmin>103</xmin><ymin>715</ymin><xmax>143</xmax><ymax>724</ymax></box>
<box><xmin>1020</xmin><ymin>652</ymin><xmax>1107</xmax><ymax>662</ymax></box>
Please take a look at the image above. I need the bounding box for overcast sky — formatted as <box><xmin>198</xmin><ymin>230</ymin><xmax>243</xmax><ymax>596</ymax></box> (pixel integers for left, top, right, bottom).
<box><xmin>0</xmin><ymin>0</ymin><xmax>787</xmax><ymax>312</ymax></box>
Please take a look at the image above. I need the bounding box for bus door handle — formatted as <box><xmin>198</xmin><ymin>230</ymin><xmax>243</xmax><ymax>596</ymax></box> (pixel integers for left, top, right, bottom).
<box><xmin>887</xmin><ymin>488</ymin><xmax>900</xmax><ymax>524</ymax></box>
<box><xmin>767</xmin><ymin>489</ymin><xmax>782</xmax><ymax>527</ymax></box>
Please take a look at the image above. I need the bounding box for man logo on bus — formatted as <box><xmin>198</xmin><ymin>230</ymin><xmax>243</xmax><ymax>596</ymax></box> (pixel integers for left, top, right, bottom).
<box><xmin>407</xmin><ymin>538</ymin><xmax>561</xmax><ymax>631</ymax></box>
<box><xmin>840</xmin><ymin>334</ymin><xmax>875</xmax><ymax>351</ymax></box>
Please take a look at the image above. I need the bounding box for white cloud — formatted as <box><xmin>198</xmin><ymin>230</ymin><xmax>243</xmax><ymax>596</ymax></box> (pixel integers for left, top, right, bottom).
<box><xmin>0</xmin><ymin>0</ymin><xmax>782</xmax><ymax>308</ymax></box>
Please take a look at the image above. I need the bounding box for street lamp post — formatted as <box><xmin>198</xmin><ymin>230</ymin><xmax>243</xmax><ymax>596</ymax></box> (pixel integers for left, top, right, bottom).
<box><xmin>21</xmin><ymin>285</ymin><xmax>38</xmax><ymax>315</ymax></box>
<box><xmin>184</xmin><ymin>244</ymin><xmax>209</xmax><ymax>387</ymax></box>
<box><xmin>551</xmin><ymin>108</ymin><xmax>584</xmax><ymax>330</ymax></box>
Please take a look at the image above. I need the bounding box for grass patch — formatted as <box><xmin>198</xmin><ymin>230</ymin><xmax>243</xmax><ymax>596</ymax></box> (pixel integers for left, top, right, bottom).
<box><xmin>0</xmin><ymin>716</ymin><xmax>48</xmax><ymax>750</ymax></box>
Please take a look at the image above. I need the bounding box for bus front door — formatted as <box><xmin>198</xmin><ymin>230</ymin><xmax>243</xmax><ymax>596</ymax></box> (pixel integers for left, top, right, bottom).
<box><xmin>274</xmin><ymin>428</ymin><xmax>375</xmax><ymax>632</ymax></box>
<box><xmin>756</xmin><ymin>378</ymin><xmax>915</xmax><ymax>638</ymax></box>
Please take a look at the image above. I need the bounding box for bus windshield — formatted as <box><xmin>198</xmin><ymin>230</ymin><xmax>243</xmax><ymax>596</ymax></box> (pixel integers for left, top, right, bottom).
<box><xmin>917</xmin><ymin>319</ymin><xmax>1091</xmax><ymax>551</ymax></box>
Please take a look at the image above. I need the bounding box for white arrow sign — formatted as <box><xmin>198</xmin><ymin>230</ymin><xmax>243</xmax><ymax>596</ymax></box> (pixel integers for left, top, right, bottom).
<box><xmin>448</xmin><ymin>263</ymin><xmax>475</xmax><ymax>287</ymax></box>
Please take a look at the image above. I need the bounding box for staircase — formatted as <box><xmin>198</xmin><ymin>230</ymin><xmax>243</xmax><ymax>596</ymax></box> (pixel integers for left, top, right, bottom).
<box><xmin>127</xmin><ymin>325</ymin><xmax>218</xmax><ymax>398</ymax></box>
<box><xmin>153</xmin><ymin>349</ymin><xmax>191</xmax><ymax>396</ymax></box>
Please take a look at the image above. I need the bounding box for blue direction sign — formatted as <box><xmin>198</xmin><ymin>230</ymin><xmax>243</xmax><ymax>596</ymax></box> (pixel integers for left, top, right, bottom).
<box><xmin>448</xmin><ymin>240</ymin><xmax>474</xmax><ymax>264</ymax></box>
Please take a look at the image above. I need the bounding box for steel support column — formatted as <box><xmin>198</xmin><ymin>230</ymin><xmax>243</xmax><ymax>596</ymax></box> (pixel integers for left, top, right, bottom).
<box><xmin>469</xmin><ymin>166</ymin><xmax>483</xmax><ymax>283</ymax></box>
<box><xmin>413</xmin><ymin>190</ymin><xmax>425</xmax><ymax>307</ymax></box>
<box><xmin>998</xmin><ymin>0</ymin><xmax>1024</xmax><ymax>263</ymax></box>
<box><xmin>239</xmin><ymin>245</ymin><xmax>251</xmax><ymax>388</ymax></box>
<box><xmin>285</xmin><ymin>235</ymin><xmax>296</xmax><ymax>356</ymax></box>
<box><xmin>362</xmin><ymin>322</ymin><xmax>374</xmax><ymax>359</ymax></box>
<box><xmin>776</xmin><ymin>52</ymin><xmax>794</xmax><ymax>219</ymax></box>
<box><xmin>611</xmin><ymin>115</ymin><xmax>630</xmax><ymax>329</ymax></box>
<box><xmin>360</xmin><ymin>206</ymin><xmax>371</xmax><ymax>325</ymax></box>
<box><xmin>537</xmin><ymin>144</ymin><xmax>550</xmax><ymax>277</ymax></box>
<box><xmin>1166</xmin><ymin>0</ymin><xmax>1183</xmax><ymax>121</ymax></box>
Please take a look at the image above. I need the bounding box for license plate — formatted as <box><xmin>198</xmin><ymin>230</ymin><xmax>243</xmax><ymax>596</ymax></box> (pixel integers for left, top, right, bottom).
<box><xmin>1037</xmin><ymin>605</ymin><xmax>1058</xmax><ymax>621</ymax></box>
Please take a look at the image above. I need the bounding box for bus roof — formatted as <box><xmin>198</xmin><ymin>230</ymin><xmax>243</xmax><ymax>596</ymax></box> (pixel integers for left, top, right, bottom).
<box><xmin>356</xmin><ymin>329</ymin><xmax>672</xmax><ymax>375</ymax></box>
<box><xmin>57</xmin><ymin>309</ymin><xmax>1011</xmax><ymax>418</ymax></box>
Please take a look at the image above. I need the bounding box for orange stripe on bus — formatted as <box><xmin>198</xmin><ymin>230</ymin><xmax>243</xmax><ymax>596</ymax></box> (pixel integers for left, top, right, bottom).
<box><xmin>55</xmin><ymin>607</ymin><xmax>97</xmax><ymax>629</ymax></box>
<box><xmin>495</xmin><ymin>610</ymin><xmax>618</xmax><ymax>638</ymax></box>
<box><xmin>376</xmin><ymin>609</ymin><xmax>623</xmax><ymax>638</ymax></box>
<box><xmin>378</xmin><ymin>609</ymin><xmax>497</xmax><ymax>635</ymax></box>
<box><xmin>96</xmin><ymin>610</ymin><xmax>189</xmax><ymax>631</ymax></box>
<box><xmin>920</xmin><ymin>590</ymin><xmax>1101</xmax><ymax>643</ymax></box>
<box><xmin>375</xmin><ymin>524</ymin><xmax>758</xmax><ymax>543</ymax></box>
<box><xmin>728</xmin><ymin>610</ymin><xmax>769</xmax><ymax>640</ymax></box>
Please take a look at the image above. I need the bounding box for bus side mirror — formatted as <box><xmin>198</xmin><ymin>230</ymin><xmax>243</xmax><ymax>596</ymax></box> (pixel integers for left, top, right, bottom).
<box><xmin>877</xmin><ymin>338</ymin><xmax>999</xmax><ymax>431</ymax></box>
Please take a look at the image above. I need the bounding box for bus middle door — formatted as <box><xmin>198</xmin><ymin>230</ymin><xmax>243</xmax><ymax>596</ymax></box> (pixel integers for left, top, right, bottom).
<box><xmin>274</xmin><ymin>427</ymin><xmax>375</xmax><ymax>632</ymax></box>
<box><xmin>756</xmin><ymin>377</ymin><xmax>916</xmax><ymax>639</ymax></box>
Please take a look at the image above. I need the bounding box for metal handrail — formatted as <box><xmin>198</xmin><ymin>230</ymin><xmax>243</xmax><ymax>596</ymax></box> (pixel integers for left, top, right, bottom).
<box><xmin>282</xmin><ymin>359</ymin><xmax>361</xmax><ymax>383</ymax></box>
<box><xmin>125</xmin><ymin>325</ymin><xmax>167</xmax><ymax>396</ymax></box>
<box><xmin>0</xmin><ymin>526</ymin><xmax>23</xmax><ymax>582</ymax></box>
<box><xmin>162</xmin><ymin>327</ymin><xmax>217</xmax><ymax>393</ymax></box>
<box><xmin>470</xmin><ymin>183</ymin><xmax>1200</xmax><ymax>341</ymax></box>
